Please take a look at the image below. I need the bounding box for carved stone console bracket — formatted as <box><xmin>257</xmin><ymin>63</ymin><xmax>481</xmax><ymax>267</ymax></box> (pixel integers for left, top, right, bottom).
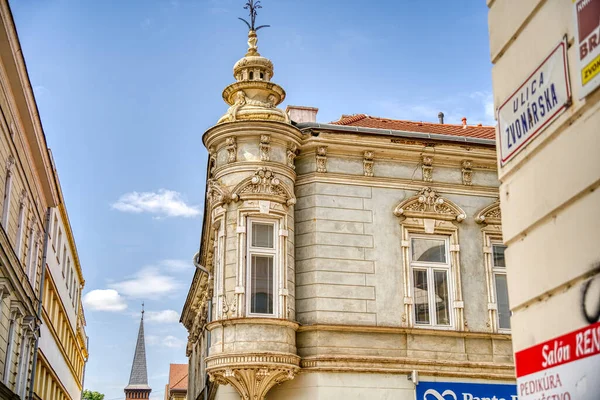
<box><xmin>421</xmin><ymin>148</ymin><xmax>434</xmax><ymax>182</ymax></box>
<box><xmin>207</xmin><ymin>352</ymin><xmax>301</xmax><ymax>400</ymax></box>
<box><xmin>231</xmin><ymin>167</ymin><xmax>296</xmax><ymax>206</ymax></box>
<box><xmin>462</xmin><ymin>160</ymin><xmax>473</xmax><ymax>186</ymax></box>
<box><xmin>226</xmin><ymin>137</ymin><xmax>237</xmax><ymax>163</ymax></box>
<box><xmin>394</xmin><ymin>187</ymin><xmax>466</xmax><ymax>222</ymax></box>
<box><xmin>260</xmin><ymin>135</ymin><xmax>271</xmax><ymax>161</ymax></box>
<box><xmin>363</xmin><ymin>150</ymin><xmax>374</xmax><ymax>177</ymax></box>
<box><xmin>286</xmin><ymin>143</ymin><xmax>298</xmax><ymax>170</ymax></box>
<box><xmin>316</xmin><ymin>146</ymin><xmax>327</xmax><ymax>173</ymax></box>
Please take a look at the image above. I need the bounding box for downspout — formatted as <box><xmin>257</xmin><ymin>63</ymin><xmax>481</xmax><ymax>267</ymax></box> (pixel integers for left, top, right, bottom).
<box><xmin>79</xmin><ymin>336</ymin><xmax>89</xmax><ymax>400</ymax></box>
<box><xmin>192</xmin><ymin>254</ymin><xmax>212</xmax><ymax>400</ymax></box>
<box><xmin>28</xmin><ymin>207</ymin><xmax>51</xmax><ymax>400</ymax></box>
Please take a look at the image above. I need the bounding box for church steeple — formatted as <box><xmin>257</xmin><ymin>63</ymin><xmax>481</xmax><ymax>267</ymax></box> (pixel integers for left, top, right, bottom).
<box><xmin>124</xmin><ymin>306</ymin><xmax>151</xmax><ymax>399</ymax></box>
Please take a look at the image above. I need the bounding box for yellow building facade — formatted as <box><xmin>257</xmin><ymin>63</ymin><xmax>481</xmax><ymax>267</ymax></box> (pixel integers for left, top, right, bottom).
<box><xmin>0</xmin><ymin>1</ymin><xmax>88</xmax><ymax>399</ymax></box>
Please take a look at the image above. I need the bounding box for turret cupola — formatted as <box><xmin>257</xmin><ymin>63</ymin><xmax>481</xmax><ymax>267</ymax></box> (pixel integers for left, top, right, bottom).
<box><xmin>217</xmin><ymin>1</ymin><xmax>288</xmax><ymax>124</ymax></box>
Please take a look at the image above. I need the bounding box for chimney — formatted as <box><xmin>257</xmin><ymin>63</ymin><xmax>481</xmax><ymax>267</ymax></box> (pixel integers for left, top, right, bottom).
<box><xmin>286</xmin><ymin>105</ymin><xmax>319</xmax><ymax>123</ymax></box>
<box><xmin>462</xmin><ymin>117</ymin><xmax>467</xmax><ymax>128</ymax></box>
<box><xmin>438</xmin><ymin>112</ymin><xmax>444</xmax><ymax>124</ymax></box>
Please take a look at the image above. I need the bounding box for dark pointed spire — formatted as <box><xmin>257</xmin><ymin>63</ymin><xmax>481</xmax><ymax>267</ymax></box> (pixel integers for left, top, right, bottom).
<box><xmin>125</xmin><ymin>308</ymin><xmax>151</xmax><ymax>392</ymax></box>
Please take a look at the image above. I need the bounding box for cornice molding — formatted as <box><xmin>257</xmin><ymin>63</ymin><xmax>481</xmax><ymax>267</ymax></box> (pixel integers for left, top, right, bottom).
<box><xmin>295</xmin><ymin>173</ymin><xmax>500</xmax><ymax>198</ymax></box>
<box><xmin>300</xmin><ymin>355</ymin><xmax>515</xmax><ymax>380</ymax></box>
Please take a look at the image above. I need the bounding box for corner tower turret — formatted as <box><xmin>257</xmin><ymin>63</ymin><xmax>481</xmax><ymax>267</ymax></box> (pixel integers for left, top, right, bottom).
<box><xmin>191</xmin><ymin>2</ymin><xmax>302</xmax><ymax>399</ymax></box>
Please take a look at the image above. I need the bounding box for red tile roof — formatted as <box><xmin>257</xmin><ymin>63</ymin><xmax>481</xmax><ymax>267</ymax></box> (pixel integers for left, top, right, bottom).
<box><xmin>168</xmin><ymin>364</ymin><xmax>188</xmax><ymax>392</ymax></box>
<box><xmin>331</xmin><ymin>114</ymin><xmax>496</xmax><ymax>140</ymax></box>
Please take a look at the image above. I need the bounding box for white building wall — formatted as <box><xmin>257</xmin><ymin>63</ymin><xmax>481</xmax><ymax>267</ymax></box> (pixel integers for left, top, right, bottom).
<box><xmin>39</xmin><ymin>322</ymin><xmax>82</xmax><ymax>400</ymax></box>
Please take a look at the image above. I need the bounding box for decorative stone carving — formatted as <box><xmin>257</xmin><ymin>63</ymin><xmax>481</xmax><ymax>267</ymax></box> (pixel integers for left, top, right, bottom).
<box><xmin>286</xmin><ymin>143</ymin><xmax>297</xmax><ymax>170</ymax></box>
<box><xmin>260</xmin><ymin>135</ymin><xmax>270</xmax><ymax>161</ymax></box>
<box><xmin>394</xmin><ymin>187</ymin><xmax>466</xmax><ymax>222</ymax></box>
<box><xmin>226</xmin><ymin>137</ymin><xmax>237</xmax><ymax>163</ymax></box>
<box><xmin>421</xmin><ymin>155</ymin><xmax>433</xmax><ymax>182</ymax></box>
<box><xmin>207</xmin><ymin>353</ymin><xmax>300</xmax><ymax>400</ymax></box>
<box><xmin>316</xmin><ymin>146</ymin><xmax>327</xmax><ymax>173</ymax></box>
<box><xmin>231</xmin><ymin>167</ymin><xmax>295</xmax><ymax>206</ymax></box>
<box><xmin>207</xmin><ymin>180</ymin><xmax>231</xmax><ymax>208</ymax></box>
<box><xmin>222</xmin><ymin>294</ymin><xmax>237</xmax><ymax>319</ymax></box>
<box><xmin>462</xmin><ymin>160</ymin><xmax>473</xmax><ymax>186</ymax></box>
<box><xmin>208</xmin><ymin>146</ymin><xmax>217</xmax><ymax>177</ymax></box>
<box><xmin>475</xmin><ymin>201</ymin><xmax>502</xmax><ymax>225</ymax></box>
<box><xmin>19</xmin><ymin>189</ymin><xmax>27</xmax><ymax>207</ymax></box>
<box><xmin>363</xmin><ymin>150</ymin><xmax>374</xmax><ymax>177</ymax></box>
<box><xmin>6</xmin><ymin>154</ymin><xmax>15</xmax><ymax>174</ymax></box>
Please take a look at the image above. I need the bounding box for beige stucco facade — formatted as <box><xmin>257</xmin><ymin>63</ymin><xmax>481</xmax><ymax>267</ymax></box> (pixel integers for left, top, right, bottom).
<box><xmin>181</xmin><ymin>22</ymin><xmax>517</xmax><ymax>400</ymax></box>
<box><xmin>488</xmin><ymin>0</ymin><xmax>600</xmax><ymax>398</ymax></box>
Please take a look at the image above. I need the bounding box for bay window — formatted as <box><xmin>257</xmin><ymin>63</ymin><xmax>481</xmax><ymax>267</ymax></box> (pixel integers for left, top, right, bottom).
<box><xmin>410</xmin><ymin>235</ymin><xmax>452</xmax><ymax>328</ymax></box>
<box><xmin>247</xmin><ymin>219</ymin><xmax>277</xmax><ymax>316</ymax></box>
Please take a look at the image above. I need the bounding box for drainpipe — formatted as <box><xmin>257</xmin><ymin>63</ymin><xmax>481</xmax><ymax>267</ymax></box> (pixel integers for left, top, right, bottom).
<box><xmin>28</xmin><ymin>207</ymin><xmax>51</xmax><ymax>400</ymax></box>
<box><xmin>193</xmin><ymin>253</ymin><xmax>212</xmax><ymax>400</ymax></box>
<box><xmin>79</xmin><ymin>335</ymin><xmax>89</xmax><ymax>400</ymax></box>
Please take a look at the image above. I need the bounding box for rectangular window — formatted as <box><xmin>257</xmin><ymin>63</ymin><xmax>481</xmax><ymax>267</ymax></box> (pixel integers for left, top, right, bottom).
<box><xmin>52</xmin><ymin>215</ymin><xmax>58</xmax><ymax>248</ymax></box>
<box><xmin>247</xmin><ymin>219</ymin><xmax>277</xmax><ymax>316</ymax></box>
<box><xmin>492</xmin><ymin>244</ymin><xmax>510</xmax><ymax>330</ymax></box>
<box><xmin>15</xmin><ymin>203</ymin><xmax>26</xmax><ymax>259</ymax></box>
<box><xmin>57</xmin><ymin>229</ymin><xmax>62</xmax><ymax>262</ymax></box>
<box><xmin>1</xmin><ymin>171</ymin><xmax>12</xmax><ymax>228</ymax></box>
<box><xmin>410</xmin><ymin>236</ymin><xmax>452</xmax><ymax>328</ymax></box>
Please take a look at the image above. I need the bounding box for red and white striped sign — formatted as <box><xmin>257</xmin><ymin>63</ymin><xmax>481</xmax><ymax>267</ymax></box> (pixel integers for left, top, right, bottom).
<box><xmin>515</xmin><ymin>321</ymin><xmax>600</xmax><ymax>399</ymax></box>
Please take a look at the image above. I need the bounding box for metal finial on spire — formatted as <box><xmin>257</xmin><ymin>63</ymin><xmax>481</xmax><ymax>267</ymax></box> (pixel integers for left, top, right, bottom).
<box><xmin>238</xmin><ymin>0</ymin><xmax>270</xmax><ymax>31</ymax></box>
<box><xmin>141</xmin><ymin>302</ymin><xmax>145</xmax><ymax>319</ymax></box>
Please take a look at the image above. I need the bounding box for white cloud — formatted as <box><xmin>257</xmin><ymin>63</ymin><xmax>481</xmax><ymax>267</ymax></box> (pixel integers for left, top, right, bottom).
<box><xmin>144</xmin><ymin>309</ymin><xmax>180</xmax><ymax>323</ymax></box>
<box><xmin>161</xmin><ymin>259</ymin><xmax>191</xmax><ymax>271</ymax></box>
<box><xmin>146</xmin><ymin>335</ymin><xmax>185</xmax><ymax>348</ymax></box>
<box><xmin>83</xmin><ymin>289</ymin><xmax>127</xmax><ymax>312</ymax></box>
<box><xmin>111</xmin><ymin>189</ymin><xmax>200</xmax><ymax>218</ymax></box>
<box><xmin>110</xmin><ymin>267</ymin><xmax>182</xmax><ymax>298</ymax></box>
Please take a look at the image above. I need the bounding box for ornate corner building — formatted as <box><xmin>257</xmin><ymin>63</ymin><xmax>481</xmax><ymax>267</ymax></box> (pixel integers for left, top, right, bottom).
<box><xmin>181</xmin><ymin>6</ymin><xmax>516</xmax><ymax>400</ymax></box>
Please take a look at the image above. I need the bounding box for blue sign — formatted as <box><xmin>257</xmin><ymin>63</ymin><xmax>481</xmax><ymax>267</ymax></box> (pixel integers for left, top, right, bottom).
<box><xmin>416</xmin><ymin>381</ymin><xmax>517</xmax><ymax>400</ymax></box>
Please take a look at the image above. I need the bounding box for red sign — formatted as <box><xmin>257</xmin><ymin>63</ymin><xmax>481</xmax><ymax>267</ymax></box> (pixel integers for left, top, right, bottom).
<box><xmin>515</xmin><ymin>321</ymin><xmax>600</xmax><ymax>377</ymax></box>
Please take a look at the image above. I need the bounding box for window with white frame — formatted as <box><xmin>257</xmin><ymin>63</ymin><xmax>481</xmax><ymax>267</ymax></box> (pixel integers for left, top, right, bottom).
<box><xmin>492</xmin><ymin>243</ymin><xmax>510</xmax><ymax>330</ymax></box>
<box><xmin>15</xmin><ymin>203</ymin><xmax>26</xmax><ymax>259</ymax></box>
<box><xmin>410</xmin><ymin>235</ymin><xmax>452</xmax><ymax>328</ymax></box>
<box><xmin>246</xmin><ymin>218</ymin><xmax>277</xmax><ymax>316</ymax></box>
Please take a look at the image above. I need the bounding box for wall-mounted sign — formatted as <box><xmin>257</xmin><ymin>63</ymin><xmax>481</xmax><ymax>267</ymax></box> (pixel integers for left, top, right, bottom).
<box><xmin>515</xmin><ymin>321</ymin><xmax>600</xmax><ymax>400</ymax></box>
<box><xmin>497</xmin><ymin>38</ymin><xmax>571</xmax><ymax>166</ymax></box>
<box><xmin>416</xmin><ymin>381</ymin><xmax>517</xmax><ymax>400</ymax></box>
<box><xmin>574</xmin><ymin>0</ymin><xmax>600</xmax><ymax>98</ymax></box>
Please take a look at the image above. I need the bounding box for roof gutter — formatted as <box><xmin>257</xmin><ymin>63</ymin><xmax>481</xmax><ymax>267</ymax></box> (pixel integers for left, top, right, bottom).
<box><xmin>296</xmin><ymin>122</ymin><xmax>496</xmax><ymax>146</ymax></box>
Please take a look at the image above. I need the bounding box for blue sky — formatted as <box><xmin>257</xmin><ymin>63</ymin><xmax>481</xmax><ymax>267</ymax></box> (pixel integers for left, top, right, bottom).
<box><xmin>10</xmin><ymin>1</ymin><xmax>492</xmax><ymax>399</ymax></box>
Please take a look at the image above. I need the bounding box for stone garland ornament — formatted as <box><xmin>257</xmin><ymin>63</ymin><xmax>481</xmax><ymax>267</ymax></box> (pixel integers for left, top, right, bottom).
<box><xmin>226</xmin><ymin>137</ymin><xmax>237</xmax><ymax>163</ymax></box>
<box><xmin>260</xmin><ymin>134</ymin><xmax>271</xmax><ymax>161</ymax></box>
<box><xmin>462</xmin><ymin>160</ymin><xmax>473</xmax><ymax>186</ymax></box>
<box><xmin>363</xmin><ymin>150</ymin><xmax>374</xmax><ymax>177</ymax></box>
<box><xmin>316</xmin><ymin>146</ymin><xmax>327</xmax><ymax>173</ymax></box>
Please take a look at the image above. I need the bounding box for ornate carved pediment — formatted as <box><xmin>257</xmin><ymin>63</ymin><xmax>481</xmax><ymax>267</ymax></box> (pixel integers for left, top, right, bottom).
<box><xmin>231</xmin><ymin>167</ymin><xmax>296</xmax><ymax>206</ymax></box>
<box><xmin>207</xmin><ymin>179</ymin><xmax>232</xmax><ymax>208</ymax></box>
<box><xmin>475</xmin><ymin>201</ymin><xmax>502</xmax><ymax>225</ymax></box>
<box><xmin>394</xmin><ymin>187</ymin><xmax>466</xmax><ymax>222</ymax></box>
